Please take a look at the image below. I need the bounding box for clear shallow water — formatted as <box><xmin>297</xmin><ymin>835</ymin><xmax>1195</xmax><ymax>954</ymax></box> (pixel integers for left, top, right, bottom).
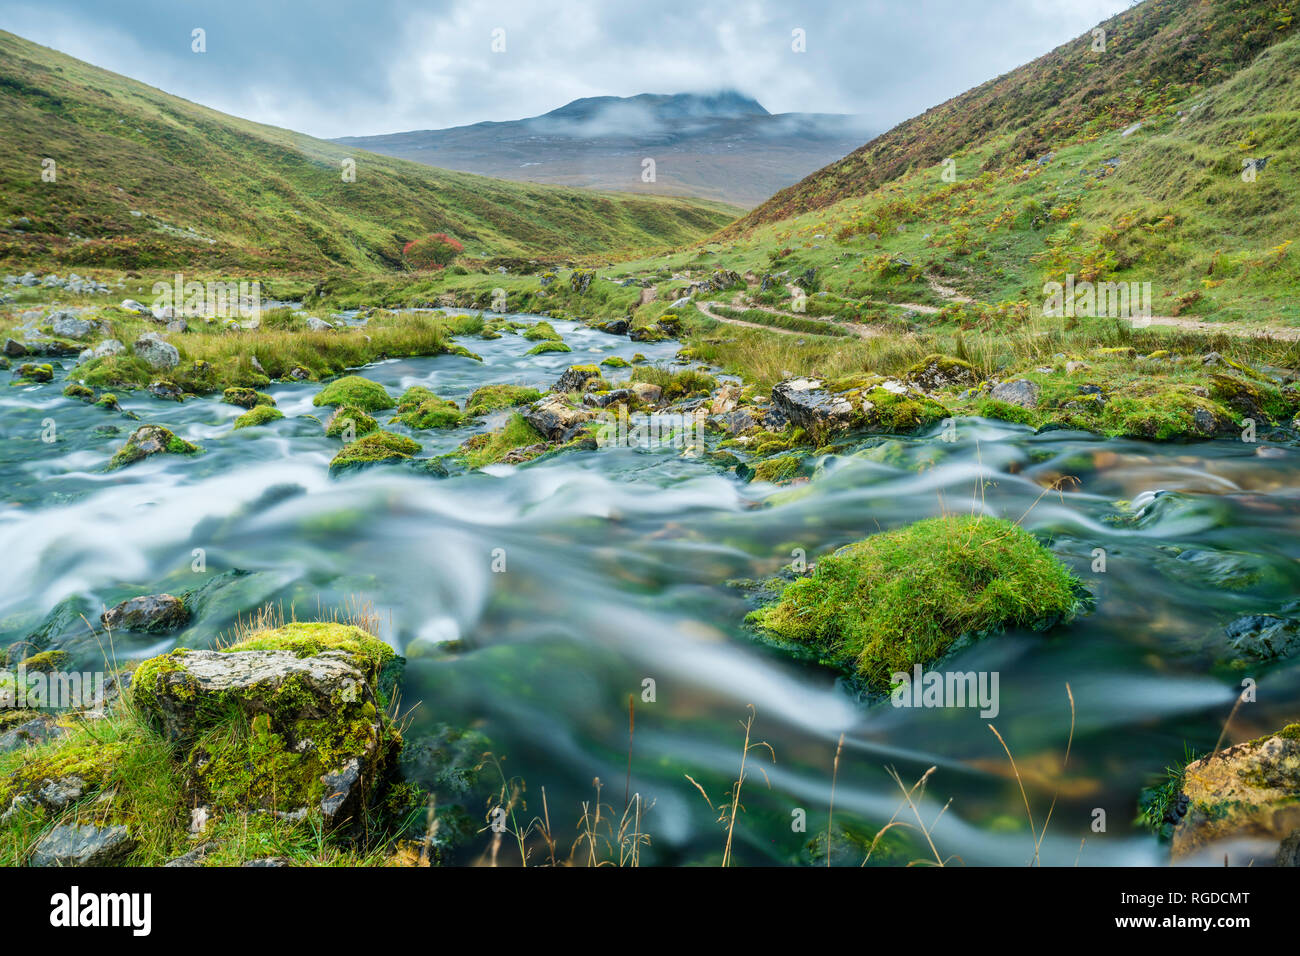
<box><xmin>3</xmin><ymin>312</ymin><xmax>1299</xmax><ymax>866</ymax></box>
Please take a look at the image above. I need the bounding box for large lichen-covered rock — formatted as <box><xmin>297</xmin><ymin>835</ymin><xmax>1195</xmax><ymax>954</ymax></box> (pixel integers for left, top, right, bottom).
<box><xmin>312</xmin><ymin>375</ymin><xmax>395</xmax><ymax>412</ymax></box>
<box><xmin>1171</xmin><ymin>725</ymin><xmax>1300</xmax><ymax>866</ymax></box>
<box><xmin>552</xmin><ymin>364</ymin><xmax>602</xmax><ymax>393</ymax></box>
<box><xmin>107</xmin><ymin>424</ymin><xmax>201</xmax><ymax>470</ymax></box>
<box><xmin>329</xmin><ymin>430</ymin><xmax>421</xmax><ymax>475</ymax></box>
<box><xmin>748</xmin><ymin>515</ymin><xmax>1083</xmax><ymax>691</ymax></box>
<box><xmin>130</xmin><ymin>623</ymin><xmax>404</xmax><ymax>827</ymax></box>
<box><xmin>222</xmin><ymin>387</ymin><xmax>276</xmax><ymax>410</ymax></box>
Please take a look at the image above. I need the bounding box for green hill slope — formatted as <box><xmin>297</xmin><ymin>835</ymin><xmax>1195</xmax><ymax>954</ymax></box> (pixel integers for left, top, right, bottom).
<box><xmin>0</xmin><ymin>30</ymin><xmax>739</xmax><ymax>274</ymax></box>
<box><xmin>690</xmin><ymin>0</ymin><xmax>1299</xmax><ymax>328</ymax></box>
<box><xmin>731</xmin><ymin>0</ymin><xmax>1297</xmax><ymax>232</ymax></box>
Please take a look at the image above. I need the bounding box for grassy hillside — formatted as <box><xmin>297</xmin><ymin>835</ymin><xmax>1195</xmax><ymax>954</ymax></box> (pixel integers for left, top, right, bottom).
<box><xmin>732</xmin><ymin>0</ymin><xmax>1298</xmax><ymax>231</ymax></box>
<box><xmin>0</xmin><ymin>30</ymin><xmax>739</xmax><ymax>274</ymax></box>
<box><xmin>673</xmin><ymin>0</ymin><xmax>1299</xmax><ymax>331</ymax></box>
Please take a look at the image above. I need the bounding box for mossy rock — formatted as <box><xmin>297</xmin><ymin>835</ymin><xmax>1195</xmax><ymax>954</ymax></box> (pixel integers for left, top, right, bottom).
<box><xmin>13</xmin><ymin>363</ymin><xmax>53</xmax><ymax>384</ymax></box>
<box><xmin>225</xmin><ymin>622</ymin><xmax>403</xmax><ymax>707</ymax></box>
<box><xmin>388</xmin><ymin>386</ymin><xmax>464</xmax><ymax>429</ymax></box>
<box><xmin>526</xmin><ymin>340</ymin><xmax>572</xmax><ymax>355</ymax></box>
<box><xmin>222</xmin><ymin>387</ymin><xmax>276</xmax><ymax>409</ymax></box>
<box><xmin>904</xmin><ymin>354</ymin><xmax>981</xmax><ymax>391</ymax></box>
<box><xmin>107</xmin><ymin>425</ymin><xmax>202</xmax><ymax>471</ymax></box>
<box><xmin>232</xmin><ymin>405</ymin><xmax>285</xmax><ymax>429</ymax></box>
<box><xmin>329</xmin><ymin>430</ymin><xmax>421</xmax><ymax>475</ymax></box>
<box><xmin>747</xmin><ymin>515</ymin><xmax>1083</xmax><ymax>692</ymax></box>
<box><xmin>463</xmin><ymin>384</ymin><xmax>542</xmax><ymax>416</ymax></box>
<box><xmin>522</xmin><ymin>321</ymin><xmax>561</xmax><ymax>341</ymax></box>
<box><xmin>62</xmin><ymin>383</ymin><xmax>94</xmax><ymax>402</ymax></box>
<box><xmin>324</xmin><ymin>404</ymin><xmax>378</xmax><ymax>439</ymax></box>
<box><xmin>129</xmin><ymin>623</ymin><xmax>404</xmax><ymax>827</ymax></box>
<box><xmin>600</xmin><ymin>356</ymin><xmax>631</xmax><ymax>368</ymax></box>
<box><xmin>311</xmin><ymin>375</ymin><xmax>395</xmax><ymax>412</ymax></box>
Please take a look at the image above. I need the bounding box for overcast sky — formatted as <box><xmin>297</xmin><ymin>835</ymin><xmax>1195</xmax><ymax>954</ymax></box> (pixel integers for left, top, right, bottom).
<box><xmin>1</xmin><ymin>0</ymin><xmax>1131</xmax><ymax>139</ymax></box>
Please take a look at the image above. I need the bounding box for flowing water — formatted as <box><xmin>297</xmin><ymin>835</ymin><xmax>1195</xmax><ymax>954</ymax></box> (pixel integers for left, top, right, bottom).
<box><xmin>4</xmin><ymin>312</ymin><xmax>1298</xmax><ymax>865</ymax></box>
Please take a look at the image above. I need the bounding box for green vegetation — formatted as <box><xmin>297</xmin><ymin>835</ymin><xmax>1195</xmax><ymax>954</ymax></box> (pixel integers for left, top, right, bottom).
<box><xmin>312</xmin><ymin>375</ymin><xmax>395</xmax><ymax>412</ymax></box>
<box><xmin>0</xmin><ymin>30</ymin><xmax>737</xmax><ymax>272</ymax></box>
<box><xmin>324</xmin><ymin>404</ymin><xmax>378</xmax><ymax>438</ymax></box>
<box><xmin>329</xmin><ymin>430</ymin><xmax>421</xmax><ymax>475</ymax></box>
<box><xmin>388</xmin><ymin>386</ymin><xmax>464</xmax><ymax>429</ymax></box>
<box><xmin>463</xmin><ymin>383</ymin><xmax>542</xmax><ymax>416</ymax></box>
<box><xmin>457</xmin><ymin>413</ymin><xmax>546</xmax><ymax>468</ymax></box>
<box><xmin>232</xmin><ymin>404</ymin><xmax>285</xmax><ymax>429</ymax></box>
<box><xmin>748</xmin><ymin>515</ymin><xmax>1083</xmax><ymax>690</ymax></box>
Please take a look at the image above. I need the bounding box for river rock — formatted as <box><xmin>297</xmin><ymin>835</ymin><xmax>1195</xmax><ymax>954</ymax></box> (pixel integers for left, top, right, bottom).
<box><xmin>92</xmin><ymin>338</ymin><xmax>126</xmax><ymax>359</ymax></box>
<box><xmin>49</xmin><ymin>313</ymin><xmax>97</xmax><ymax>339</ymax></box>
<box><xmin>101</xmin><ymin>593</ymin><xmax>189</xmax><ymax>633</ymax></box>
<box><xmin>599</xmin><ymin>318</ymin><xmax>629</xmax><ymax>336</ymax></box>
<box><xmin>120</xmin><ymin>299</ymin><xmax>152</xmax><ymax>316</ymax></box>
<box><xmin>582</xmin><ymin>388</ymin><xmax>632</xmax><ymax>409</ymax></box>
<box><xmin>1171</xmin><ymin>726</ymin><xmax>1300</xmax><ymax>865</ymax></box>
<box><xmin>552</xmin><ymin>365</ymin><xmax>602</xmax><ymax>393</ymax></box>
<box><xmin>1225</xmin><ymin>613</ymin><xmax>1300</xmax><ymax>661</ymax></box>
<box><xmin>133</xmin><ymin>332</ymin><xmax>179</xmax><ymax>370</ymax></box>
<box><xmin>523</xmin><ymin>395</ymin><xmax>597</xmax><ymax>441</ymax></box>
<box><xmin>148</xmin><ymin>380</ymin><xmax>184</xmax><ymax>402</ymax></box>
<box><xmin>905</xmin><ymin>355</ymin><xmax>980</xmax><ymax>392</ymax></box>
<box><xmin>770</xmin><ymin>378</ymin><xmax>855</xmax><ymax>431</ymax></box>
<box><xmin>990</xmin><ymin>379</ymin><xmax>1041</xmax><ymax>409</ymax></box>
<box><xmin>306</xmin><ymin>316</ymin><xmax>334</xmax><ymax>332</ymax></box>
<box><xmin>630</xmin><ymin>382</ymin><xmax>662</xmax><ymax>405</ymax></box>
<box><xmin>30</xmin><ymin>822</ymin><xmax>135</xmax><ymax>867</ymax></box>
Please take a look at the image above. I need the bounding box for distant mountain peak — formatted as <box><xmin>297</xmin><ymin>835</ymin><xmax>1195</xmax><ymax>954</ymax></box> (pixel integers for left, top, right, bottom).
<box><xmin>544</xmin><ymin>91</ymin><xmax>769</xmax><ymax>122</ymax></box>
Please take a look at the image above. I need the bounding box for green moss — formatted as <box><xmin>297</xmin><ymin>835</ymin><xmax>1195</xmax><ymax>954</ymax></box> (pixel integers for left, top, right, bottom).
<box><xmin>388</xmin><ymin>386</ymin><xmax>464</xmax><ymax>429</ymax></box>
<box><xmin>1102</xmin><ymin>387</ymin><xmax>1230</xmax><ymax>440</ymax></box>
<box><xmin>95</xmin><ymin>392</ymin><xmax>119</xmax><ymax>409</ymax></box>
<box><xmin>324</xmin><ymin>404</ymin><xmax>378</xmax><ymax>438</ymax></box>
<box><xmin>457</xmin><ymin>413</ymin><xmax>546</xmax><ymax>469</ymax></box>
<box><xmin>232</xmin><ymin>405</ymin><xmax>285</xmax><ymax>429</ymax></box>
<box><xmin>329</xmin><ymin>430</ymin><xmax>422</xmax><ymax>475</ymax></box>
<box><xmin>748</xmin><ymin>515</ymin><xmax>1082</xmax><ymax>691</ymax></box>
<box><xmin>600</xmin><ymin>356</ymin><xmax>631</xmax><ymax>368</ymax></box>
<box><xmin>225</xmin><ymin>622</ymin><xmax>402</xmax><ymax>705</ymax></box>
<box><xmin>311</xmin><ymin>375</ymin><xmax>395</xmax><ymax>412</ymax></box>
<box><xmin>106</xmin><ymin>425</ymin><xmax>202</xmax><ymax>470</ymax></box>
<box><xmin>463</xmin><ymin>384</ymin><xmax>542</xmax><ymax>416</ymax></box>
<box><xmin>17</xmin><ymin>649</ymin><xmax>68</xmax><ymax>673</ymax></box>
<box><xmin>751</xmin><ymin>455</ymin><xmax>803</xmax><ymax>483</ymax></box>
<box><xmin>522</xmin><ymin>321</ymin><xmax>561</xmax><ymax>341</ymax></box>
<box><xmin>12</xmin><ymin>363</ymin><xmax>53</xmax><ymax>384</ymax></box>
<box><xmin>62</xmin><ymin>383</ymin><xmax>94</xmax><ymax>402</ymax></box>
<box><xmin>526</xmin><ymin>340</ymin><xmax>572</xmax><ymax>355</ymax></box>
<box><xmin>222</xmin><ymin>387</ymin><xmax>276</xmax><ymax>409</ymax></box>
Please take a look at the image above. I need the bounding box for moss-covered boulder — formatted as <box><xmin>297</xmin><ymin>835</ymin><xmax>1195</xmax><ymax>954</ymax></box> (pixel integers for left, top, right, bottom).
<box><xmin>748</xmin><ymin>515</ymin><xmax>1082</xmax><ymax>691</ymax></box>
<box><xmin>107</xmin><ymin>425</ymin><xmax>201</xmax><ymax>470</ymax></box>
<box><xmin>101</xmin><ymin>593</ymin><xmax>189</xmax><ymax>633</ymax></box>
<box><xmin>232</xmin><ymin>405</ymin><xmax>285</xmax><ymax>429</ymax></box>
<box><xmin>328</xmin><ymin>430</ymin><xmax>421</xmax><ymax>475</ymax></box>
<box><xmin>463</xmin><ymin>384</ymin><xmax>542</xmax><ymax>416</ymax></box>
<box><xmin>324</xmin><ymin>404</ymin><xmax>378</xmax><ymax>439</ymax></box>
<box><xmin>222</xmin><ymin>387</ymin><xmax>276</xmax><ymax>410</ymax></box>
<box><xmin>388</xmin><ymin>386</ymin><xmax>464</xmax><ymax>429</ymax></box>
<box><xmin>905</xmin><ymin>354</ymin><xmax>981</xmax><ymax>392</ymax></box>
<box><xmin>131</xmin><ymin>623</ymin><xmax>404</xmax><ymax>828</ymax></box>
<box><xmin>62</xmin><ymin>383</ymin><xmax>94</xmax><ymax>402</ymax></box>
<box><xmin>13</xmin><ymin>363</ymin><xmax>54</xmax><ymax>384</ymax></box>
<box><xmin>1170</xmin><ymin>724</ymin><xmax>1300</xmax><ymax>865</ymax></box>
<box><xmin>312</xmin><ymin>375</ymin><xmax>395</xmax><ymax>413</ymax></box>
<box><xmin>526</xmin><ymin>340</ymin><xmax>572</xmax><ymax>355</ymax></box>
<box><xmin>522</xmin><ymin>320</ymin><xmax>561</xmax><ymax>341</ymax></box>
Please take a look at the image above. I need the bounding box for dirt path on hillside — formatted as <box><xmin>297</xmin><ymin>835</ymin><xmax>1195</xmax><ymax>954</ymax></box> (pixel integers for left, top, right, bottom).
<box><xmin>1134</xmin><ymin>315</ymin><xmax>1300</xmax><ymax>342</ymax></box>
<box><xmin>695</xmin><ymin>297</ymin><xmax>880</xmax><ymax>339</ymax></box>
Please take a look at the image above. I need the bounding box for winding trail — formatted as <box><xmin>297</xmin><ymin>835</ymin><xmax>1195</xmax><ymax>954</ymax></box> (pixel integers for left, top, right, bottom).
<box><xmin>695</xmin><ymin>297</ymin><xmax>880</xmax><ymax>339</ymax></box>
